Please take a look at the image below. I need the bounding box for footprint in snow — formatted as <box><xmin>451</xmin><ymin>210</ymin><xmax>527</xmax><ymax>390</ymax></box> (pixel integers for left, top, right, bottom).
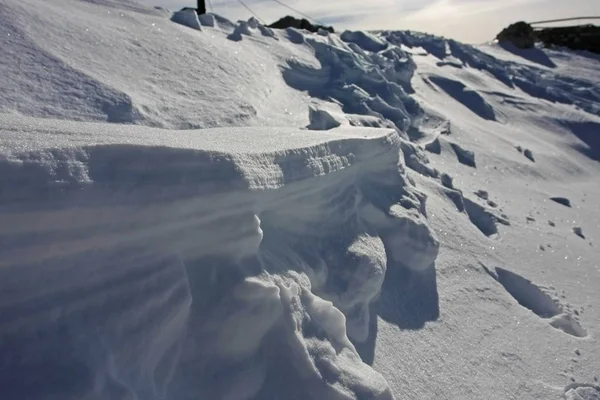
<box><xmin>483</xmin><ymin>265</ymin><xmax>587</xmax><ymax>338</ymax></box>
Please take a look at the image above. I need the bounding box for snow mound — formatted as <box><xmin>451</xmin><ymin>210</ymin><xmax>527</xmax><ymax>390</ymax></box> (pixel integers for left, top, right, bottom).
<box><xmin>282</xmin><ymin>30</ymin><xmax>421</xmax><ymax>135</ymax></box>
<box><xmin>0</xmin><ymin>113</ymin><xmax>437</xmax><ymax>399</ymax></box>
<box><xmin>2</xmin><ymin>0</ymin><xmax>600</xmax><ymax>399</ymax></box>
<box><xmin>340</xmin><ymin>30</ymin><xmax>389</xmax><ymax>53</ymax></box>
<box><xmin>171</xmin><ymin>9</ymin><xmax>202</xmax><ymax>31</ymax></box>
<box><xmin>383</xmin><ymin>31</ymin><xmax>600</xmax><ymax>117</ymax></box>
<box><xmin>0</xmin><ymin>0</ymin><xmax>307</xmax><ymax>129</ymax></box>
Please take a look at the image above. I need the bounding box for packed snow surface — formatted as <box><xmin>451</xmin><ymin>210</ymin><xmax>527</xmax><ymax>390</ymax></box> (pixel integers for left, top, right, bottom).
<box><xmin>1</xmin><ymin>0</ymin><xmax>599</xmax><ymax>399</ymax></box>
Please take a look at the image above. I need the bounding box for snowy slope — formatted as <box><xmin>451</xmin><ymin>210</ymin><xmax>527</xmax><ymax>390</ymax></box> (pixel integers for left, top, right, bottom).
<box><xmin>1</xmin><ymin>1</ymin><xmax>599</xmax><ymax>399</ymax></box>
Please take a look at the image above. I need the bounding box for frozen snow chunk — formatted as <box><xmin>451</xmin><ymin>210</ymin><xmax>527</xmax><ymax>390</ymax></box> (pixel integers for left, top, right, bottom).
<box><xmin>281</xmin><ymin>34</ymin><xmax>421</xmax><ymax>134</ymax></box>
<box><xmin>463</xmin><ymin>198</ymin><xmax>499</xmax><ymax>237</ymax></box>
<box><xmin>436</xmin><ymin>56</ymin><xmax>463</xmax><ymax>68</ymax></box>
<box><xmin>317</xmin><ymin>28</ymin><xmax>330</xmax><ymax>36</ymax></box>
<box><xmin>247</xmin><ymin>17</ymin><xmax>260</xmax><ymax>29</ymax></box>
<box><xmin>564</xmin><ymin>383</ymin><xmax>600</xmax><ymax>400</ymax></box>
<box><xmin>550</xmin><ymin>197</ymin><xmax>571</xmax><ymax>207</ymax></box>
<box><xmin>440</xmin><ymin>173</ymin><xmax>454</xmax><ymax>189</ymax></box>
<box><xmin>400</xmin><ymin>141</ymin><xmax>439</xmax><ymax>178</ymax></box>
<box><xmin>424</xmin><ymin>137</ymin><xmax>441</xmax><ymax>154</ymax></box>
<box><xmin>171</xmin><ymin>9</ymin><xmax>202</xmax><ymax>31</ymax></box>
<box><xmin>321</xmin><ymin>235</ymin><xmax>387</xmax><ymax>342</ymax></box>
<box><xmin>228</xmin><ymin>18</ymin><xmax>259</xmax><ymax>41</ymax></box>
<box><xmin>384</xmin><ymin>209</ymin><xmax>439</xmax><ymax>271</ymax></box>
<box><xmin>198</xmin><ymin>13</ymin><xmax>216</xmax><ymax>27</ymax></box>
<box><xmin>341</xmin><ymin>30</ymin><xmax>388</xmax><ymax>52</ymax></box>
<box><xmin>307</xmin><ymin>104</ymin><xmax>344</xmax><ymax>130</ymax></box>
<box><xmin>347</xmin><ymin>114</ymin><xmax>397</xmax><ymax>130</ymax></box>
<box><xmin>275</xmin><ymin>281</ymin><xmax>394</xmax><ymax>399</ymax></box>
<box><xmin>573</xmin><ymin>226</ymin><xmax>585</xmax><ymax>239</ymax></box>
<box><xmin>359</xmin><ymin>201</ymin><xmax>439</xmax><ymax>272</ymax></box>
<box><xmin>450</xmin><ymin>143</ymin><xmax>476</xmax><ymax>167</ymax></box>
<box><xmin>524</xmin><ymin>148</ymin><xmax>535</xmax><ymax>162</ymax></box>
<box><xmin>285</xmin><ymin>27</ymin><xmax>305</xmax><ymax>44</ymax></box>
<box><xmin>474</xmin><ymin>190</ymin><xmax>489</xmax><ymax>200</ymax></box>
<box><xmin>258</xmin><ymin>25</ymin><xmax>277</xmax><ymax>38</ymax></box>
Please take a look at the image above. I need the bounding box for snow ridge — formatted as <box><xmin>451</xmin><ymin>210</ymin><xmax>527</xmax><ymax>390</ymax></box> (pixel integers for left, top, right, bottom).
<box><xmin>1</xmin><ymin>0</ymin><xmax>600</xmax><ymax>399</ymax></box>
<box><xmin>0</xmin><ymin>114</ymin><xmax>438</xmax><ymax>399</ymax></box>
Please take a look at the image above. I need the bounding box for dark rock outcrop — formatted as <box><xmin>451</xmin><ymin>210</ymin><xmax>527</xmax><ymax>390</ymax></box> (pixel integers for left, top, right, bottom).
<box><xmin>496</xmin><ymin>21</ymin><xmax>535</xmax><ymax>49</ymax></box>
<box><xmin>497</xmin><ymin>21</ymin><xmax>600</xmax><ymax>54</ymax></box>
<box><xmin>536</xmin><ymin>25</ymin><xmax>600</xmax><ymax>54</ymax></box>
<box><xmin>269</xmin><ymin>15</ymin><xmax>334</xmax><ymax>33</ymax></box>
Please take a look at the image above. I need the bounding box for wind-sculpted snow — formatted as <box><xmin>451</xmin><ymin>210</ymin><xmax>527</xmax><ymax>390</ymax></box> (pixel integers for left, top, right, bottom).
<box><xmin>0</xmin><ymin>0</ymin><xmax>305</xmax><ymax>130</ymax></box>
<box><xmin>282</xmin><ymin>29</ymin><xmax>422</xmax><ymax>135</ymax></box>
<box><xmin>0</xmin><ymin>115</ymin><xmax>438</xmax><ymax>400</ymax></box>
<box><xmin>380</xmin><ymin>31</ymin><xmax>600</xmax><ymax>117</ymax></box>
<box><xmin>2</xmin><ymin>1</ymin><xmax>600</xmax><ymax>399</ymax></box>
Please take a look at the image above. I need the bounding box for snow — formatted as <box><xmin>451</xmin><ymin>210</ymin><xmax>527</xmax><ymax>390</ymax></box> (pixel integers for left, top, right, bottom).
<box><xmin>171</xmin><ymin>8</ymin><xmax>202</xmax><ymax>31</ymax></box>
<box><xmin>1</xmin><ymin>0</ymin><xmax>599</xmax><ymax>399</ymax></box>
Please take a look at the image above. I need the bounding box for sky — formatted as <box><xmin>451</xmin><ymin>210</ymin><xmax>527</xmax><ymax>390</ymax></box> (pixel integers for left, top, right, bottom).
<box><xmin>141</xmin><ymin>0</ymin><xmax>600</xmax><ymax>43</ymax></box>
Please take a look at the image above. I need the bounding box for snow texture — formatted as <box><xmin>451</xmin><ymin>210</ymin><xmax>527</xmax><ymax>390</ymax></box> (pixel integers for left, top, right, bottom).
<box><xmin>1</xmin><ymin>111</ymin><xmax>436</xmax><ymax>399</ymax></box>
<box><xmin>171</xmin><ymin>9</ymin><xmax>202</xmax><ymax>31</ymax></box>
<box><xmin>1</xmin><ymin>0</ymin><xmax>600</xmax><ymax>399</ymax></box>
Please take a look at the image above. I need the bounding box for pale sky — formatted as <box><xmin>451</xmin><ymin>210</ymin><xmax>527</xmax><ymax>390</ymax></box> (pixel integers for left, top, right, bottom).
<box><xmin>141</xmin><ymin>0</ymin><xmax>600</xmax><ymax>43</ymax></box>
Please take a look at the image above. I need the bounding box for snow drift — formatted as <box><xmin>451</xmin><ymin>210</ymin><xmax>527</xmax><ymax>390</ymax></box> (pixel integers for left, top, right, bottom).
<box><xmin>1</xmin><ymin>0</ymin><xmax>600</xmax><ymax>399</ymax></box>
<box><xmin>0</xmin><ymin>114</ymin><xmax>437</xmax><ymax>399</ymax></box>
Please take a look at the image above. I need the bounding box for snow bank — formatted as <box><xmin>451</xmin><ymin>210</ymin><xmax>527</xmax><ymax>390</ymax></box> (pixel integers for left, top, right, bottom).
<box><xmin>2</xmin><ymin>0</ymin><xmax>600</xmax><ymax>398</ymax></box>
<box><xmin>171</xmin><ymin>9</ymin><xmax>202</xmax><ymax>31</ymax></box>
<box><xmin>282</xmin><ymin>31</ymin><xmax>421</xmax><ymax>134</ymax></box>
<box><xmin>0</xmin><ymin>113</ymin><xmax>437</xmax><ymax>399</ymax></box>
<box><xmin>0</xmin><ymin>0</ymin><xmax>309</xmax><ymax>129</ymax></box>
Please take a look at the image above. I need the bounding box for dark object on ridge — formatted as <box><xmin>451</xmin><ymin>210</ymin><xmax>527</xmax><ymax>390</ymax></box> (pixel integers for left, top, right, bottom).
<box><xmin>181</xmin><ymin>0</ymin><xmax>206</xmax><ymax>15</ymax></box>
<box><xmin>269</xmin><ymin>15</ymin><xmax>334</xmax><ymax>33</ymax></box>
<box><xmin>497</xmin><ymin>21</ymin><xmax>600</xmax><ymax>54</ymax></box>
<box><xmin>496</xmin><ymin>21</ymin><xmax>535</xmax><ymax>49</ymax></box>
<box><xmin>536</xmin><ymin>25</ymin><xmax>600</xmax><ymax>54</ymax></box>
<box><xmin>197</xmin><ymin>0</ymin><xmax>206</xmax><ymax>15</ymax></box>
